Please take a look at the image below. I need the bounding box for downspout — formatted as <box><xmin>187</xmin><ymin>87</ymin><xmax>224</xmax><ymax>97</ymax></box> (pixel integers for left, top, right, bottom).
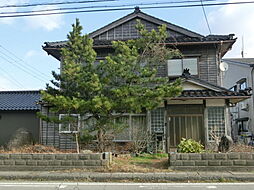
<box><xmin>250</xmin><ymin>65</ymin><xmax>254</xmax><ymax>133</ymax></box>
<box><xmin>251</xmin><ymin>65</ymin><xmax>254</xmax><ymax>103</ymax></box>
<box><xmin>218</xmin><ymin>41</ymin><xmax>223</xmax><ymax>86</ymax></box>
<box><xmin>218</xmin><ymin>40</ymin><xmax>230</xmax><ymax>138</ymax></box>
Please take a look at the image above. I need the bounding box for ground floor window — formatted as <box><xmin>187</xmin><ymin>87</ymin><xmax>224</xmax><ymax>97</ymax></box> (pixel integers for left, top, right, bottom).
<box><xmin>207</xmin><ymin>107</ymin><xmax>225</xmax><ymax>141</ymax></box>
<box><xmin>151</xmin><ymin>108</ymin><xmax>165</xmax><ymax>133</ymax></box>
<box><xmin>59</xmin><ymin>114</ymin><xmax>80</xmax><ymax>134</ymax></box>
<box><xmin>114</xmin><ymin>114</ymin><xmax>147</xmax><ymax>141</ymax></box>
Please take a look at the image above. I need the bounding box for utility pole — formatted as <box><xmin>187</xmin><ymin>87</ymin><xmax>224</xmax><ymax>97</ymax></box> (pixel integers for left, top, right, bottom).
<box><xmin>241</xmin><ymin>35</ymin><xmax>244</xmax><ymax>58</ymax></box>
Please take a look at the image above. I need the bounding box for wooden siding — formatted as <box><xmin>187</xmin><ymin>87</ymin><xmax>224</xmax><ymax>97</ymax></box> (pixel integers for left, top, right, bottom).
<box><xmin>95</xmin><ymin>44</ymin><xmax>219</xmax><ymax>85</ymax></box>
<box><xmin>180</xmin><ymin>45</ymin><xmax>218</xmax><ymax>85</ymax></box>
<box><xmin>40</xmin><ymin>106</ymin><xmax>76</xmax><ymax>150</ymax></box>
<box><xmin>93</xmin><ymin>18</ymin><xmax>185</xmax><ymax>41</ymax></box>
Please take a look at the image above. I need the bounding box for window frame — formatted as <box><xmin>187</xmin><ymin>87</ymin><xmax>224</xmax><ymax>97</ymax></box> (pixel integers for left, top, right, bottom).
<box><xmin>113</xmin><ymin>113</ymin><xmax>147</xmax><ymax>142</ymax></box>
<box><xmin>237</xmin><ymin>78</ymin><xmax>247</xmax><ymax>90</ymax></box>
<box><xmin>229</xmin><ymin>85</ymin><xmax>237</xmax><ymax>92</ymax></box>
<box><xmin>207</xmin><ymin>106</ymin><xmax>226</xmax><ymax>142</ymax></box>
<box><xmin>59</xmin><ymin>114</ymin><xmax>81</xmax><ymax>134</ymax></box>
<box><xmin>167</xmin><ymin>57</ymin><xmax>199</xmax><ymax>77</ymax></box>
<box><xmin>240</xmin><ymin>81</ymin><xmax>247</xmax><ymax>90</ymax></box>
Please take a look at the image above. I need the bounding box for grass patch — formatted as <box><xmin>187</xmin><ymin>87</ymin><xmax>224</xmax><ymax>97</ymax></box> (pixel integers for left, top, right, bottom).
<box><xmin>131</xmin><ymin>153</ymin><xmax>168</xmax><ymax>161</ymax></box>
<box><xmin>106</xmin><ymin>153</ymin><xmax>170</xmax><ymax>173</ymax></box>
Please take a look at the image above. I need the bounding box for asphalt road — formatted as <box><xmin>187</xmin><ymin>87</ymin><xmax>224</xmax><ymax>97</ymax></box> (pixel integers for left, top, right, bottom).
<box><xmin>0</xmin><ymin>182</ymin><xmax>254</xmax><ymax>190</ymax></box>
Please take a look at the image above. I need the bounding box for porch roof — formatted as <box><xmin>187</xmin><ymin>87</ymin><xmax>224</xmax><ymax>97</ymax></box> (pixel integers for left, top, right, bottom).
<box><xmin>172</xmin><ymin>90</ymin><xmax>249</xmax><ymax>104</ymax></box>
<box><xmin>170</xmin><ymin>73</ymin><xmax>251</xmax><ymax>104</ymax></box>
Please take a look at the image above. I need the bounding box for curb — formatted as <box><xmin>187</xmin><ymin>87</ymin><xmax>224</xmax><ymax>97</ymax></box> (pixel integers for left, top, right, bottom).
<box><xmin>1</xmin><ymin>172</ymin><xmax>254</xmax><ymax>182</ymax></box>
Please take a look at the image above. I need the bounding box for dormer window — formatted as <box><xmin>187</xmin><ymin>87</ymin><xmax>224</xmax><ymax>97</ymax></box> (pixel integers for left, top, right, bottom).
<box><xmin>167</xmin><ymin>58</ymin><xmax>198</xmax><ymax>77</ymax></box>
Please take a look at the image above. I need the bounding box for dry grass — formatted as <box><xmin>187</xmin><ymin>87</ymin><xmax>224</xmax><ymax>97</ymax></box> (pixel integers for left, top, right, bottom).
<box><xmin>0</xmin><ymin>144</ymin><xmax>75</xmax><ymax>154</ymax></box>
<box><xmin>107</xmin><ymin>154</ymin><xmax>170</xmax><ymax>173</ymax></box>
<box><xmin>58</xmin><ymin>153</ymin><xmax>171</xmax><ymax>173</ymax></box>
<box><xmin>0</xmin><ymin>144</ymin><xmax>170</xmax><ymax>173</ymax></box>
<box><xmin>229</xmin><ymin>144</ymin><xmax>254</xmax><ymax>152</ymax></box>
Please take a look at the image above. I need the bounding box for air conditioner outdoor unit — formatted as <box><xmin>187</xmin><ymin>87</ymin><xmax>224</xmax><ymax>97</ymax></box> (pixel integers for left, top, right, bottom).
<box><xmin>240</xmin><ymin>102</ymin><xmax>249</xmax><ymax>111</ymax></box>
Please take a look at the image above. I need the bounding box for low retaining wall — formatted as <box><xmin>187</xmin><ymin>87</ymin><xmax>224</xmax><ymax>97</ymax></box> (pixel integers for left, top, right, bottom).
<box><xmin>169</xmin><ymin>152</ymin><xmax>254</xmax><ymax>171</ymax></box>
<box><xmin>0</xmin><ymin>153</ymin><xmax>112</xmax><ymax>171</ymax></box>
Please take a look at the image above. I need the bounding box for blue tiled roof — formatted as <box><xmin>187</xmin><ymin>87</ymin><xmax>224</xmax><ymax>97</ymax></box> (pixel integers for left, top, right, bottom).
<box><xmin>0</xmin><ymin>90</ymin><xmax>41</xmax><ymax>111</ymax></box>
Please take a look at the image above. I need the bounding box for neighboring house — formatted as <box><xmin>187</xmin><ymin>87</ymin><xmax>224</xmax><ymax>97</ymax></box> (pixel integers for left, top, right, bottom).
<box><xmin>222</xmin><ymin>58</ymin><xmax>254</xmax><ymax>143</ymax></box>
<box><xmin>0</xmin><ymin>90</ymin><xmax>40</xmax><ymax>147</ymax></box>
<box><xmin>42</xmin><ymin>8</ymin><xmax>250</xmax><ymax>151</ymax></box>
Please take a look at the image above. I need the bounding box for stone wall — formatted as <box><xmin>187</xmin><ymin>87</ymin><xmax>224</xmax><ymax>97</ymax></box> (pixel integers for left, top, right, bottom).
<box><xmin>169</xmin><ymin>153</ymin><xmax>254</xmax><ymax>171</ymax></box>
<box><xmin>0</xmin><ymin>153</ymin><xmax>112</xmax><ymax>171</ymax></box>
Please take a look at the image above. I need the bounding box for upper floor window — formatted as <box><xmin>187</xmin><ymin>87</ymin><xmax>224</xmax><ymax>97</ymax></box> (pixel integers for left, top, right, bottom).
<box><xmin>167</xmin><ymin>58</ymin><xmax>198</xmax><ymax>77</ymax></box>
<box><xmin>59</xmin><ymin>114</ymin><xmax>80</xmax><ymax>134</ymax></box>
<box><xmin>240</xmin><ymin>81</ymin><xmax>247</xmax><ymax>90</ymax></box>
<box><xmin>229</xmin><ymin>85</ymin><xmax>237</xmax><ymax>92</ymax></box>
<box><xmin>237</xmin><ymin>78</ymin><xmax>247</xmax><ymax>90</ymax></box>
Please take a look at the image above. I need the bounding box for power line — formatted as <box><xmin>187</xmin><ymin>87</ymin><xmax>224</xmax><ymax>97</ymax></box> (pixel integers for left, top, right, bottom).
<box><xmin>0</xmin><ymin>63</ymin><xmax>25</xmax><ymax>88</ymax></box>
<box><xmin>0</xmin><ymin>0</ymin><xmax>119</xmax><ymax>9</ymax></box>
<box><xmin>0</xmin><ymin>45</ymin><xmax>49</xmax><ymax>80</ymax></box>
<box><xmin>0</xmin><ymin>49</ymin><xmax>49</xmax><ymax>82</ymax></box>
<box><xmin>0</xmin><ymin>53</ymin><xmax>48</xmax><ymax>83</ymax></box>
<box><xmin>0</xmin><ymin>0</ymin><xmax>218</xmax><ymax>15</ymax></box>
<box><xmin>0</xmin><ymin>1</ymin><xmax>253</xmax><ymax>18</ymax></box>
<box><xmin>200</xmin><ymin>0</ymin><xmax>212</xmax><ymax>34</ymax></box>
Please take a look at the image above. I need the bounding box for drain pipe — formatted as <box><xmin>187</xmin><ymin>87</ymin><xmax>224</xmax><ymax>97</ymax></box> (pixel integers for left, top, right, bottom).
<box><xmin>218</xmin><ymin>41</ymin><xmax>223</xmax><ymax>86</ymax></box>
<box><xmin>250</xmin><ymin>65</ymin><xmax>254</xmax><ymax>134</ymax></box>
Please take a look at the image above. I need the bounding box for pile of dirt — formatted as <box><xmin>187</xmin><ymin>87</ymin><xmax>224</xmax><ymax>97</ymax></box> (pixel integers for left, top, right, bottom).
<box><xmin>0</xmin><ymin>144</ymin><xmax>75</xmax><ymax>154</ymax></box>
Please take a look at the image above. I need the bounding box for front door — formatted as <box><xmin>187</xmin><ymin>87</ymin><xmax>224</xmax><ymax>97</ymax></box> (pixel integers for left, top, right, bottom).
<box><xmin>167</xmin><ymin>104</ymin><xmax>204</xmax><ymax>147</ymax></box>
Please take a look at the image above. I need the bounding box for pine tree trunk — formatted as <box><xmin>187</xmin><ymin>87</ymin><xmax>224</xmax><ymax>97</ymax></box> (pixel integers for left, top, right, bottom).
<box><xmin>75</xmin><ymin>133</ymin><xmax>80</xmax><ymax>154</ymax></box>
<box><xmin>97</xmin><ymin>128</ymin><xmax>105</xmax><ymax>152</ymax></box>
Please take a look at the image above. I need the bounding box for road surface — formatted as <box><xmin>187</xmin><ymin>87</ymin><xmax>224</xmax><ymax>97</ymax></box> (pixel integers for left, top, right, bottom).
<box><xmin>0</xmin><ymin>182</ymin><xmax>253</xmax><ymax>190</ymax></box>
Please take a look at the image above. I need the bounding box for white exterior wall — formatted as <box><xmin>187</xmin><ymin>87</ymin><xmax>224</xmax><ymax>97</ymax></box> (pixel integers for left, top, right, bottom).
<box><xmin>222</xmin><ymin>62</ymin><xmax>254</xmax><ymax>135</ymax></box>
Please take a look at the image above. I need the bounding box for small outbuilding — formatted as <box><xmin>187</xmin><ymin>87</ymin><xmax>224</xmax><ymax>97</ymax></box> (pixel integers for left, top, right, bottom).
<box><xmin>0</xmin><ymin>90</ymin><xmax>40</xmax><ymax>147</ymax></box>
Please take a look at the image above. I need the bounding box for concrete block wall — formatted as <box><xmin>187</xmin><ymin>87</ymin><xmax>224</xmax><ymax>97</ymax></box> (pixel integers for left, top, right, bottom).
<box><xmin>0</xmin><ymin>153</ymin><xmax>112</xmax><ymax>171</ymax></box>
<box><xmin>169</xmin><ymin>153</ymin><xmax>254</xmax><ymax>171</ymax></box>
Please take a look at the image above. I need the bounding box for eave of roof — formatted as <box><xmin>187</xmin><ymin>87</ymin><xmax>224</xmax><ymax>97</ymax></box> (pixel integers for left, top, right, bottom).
<box><xmin>170</xmin><ymin>74</ymin><xmax>250</xmax><ymax>103</ymax></box>
<box><xmin>179</xmin><ymin>74</ymin><xmax>230</xmax><ymax>92</ymax></box>
<box><xmin>223</xmin><ymin>58</ymin><xmax>254</xmax><ymax>67</ymax></box>
<box><xmin>43</xmin><ymin>36</ymin><xmax>235</xmax><ymax>49</ymax></box>
<box><xmin>171</xmin><ymin>90</ymin><xmax>250</xmax><ymax>104</ymax></box>
<box><xmin>43</xmin><ymin>37</ymin><xmax>236</xmax><ymax>61</ymax></box>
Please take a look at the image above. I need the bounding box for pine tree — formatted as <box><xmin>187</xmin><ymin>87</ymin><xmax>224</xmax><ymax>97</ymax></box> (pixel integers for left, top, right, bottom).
<box><xmin>40</xmin><ymin>19</ymin><xmax>182</xmax><ymax>152</ymax></box>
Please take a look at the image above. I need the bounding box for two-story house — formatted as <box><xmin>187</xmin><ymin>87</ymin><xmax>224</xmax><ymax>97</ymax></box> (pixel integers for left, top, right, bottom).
<box><xmin>222</xmin><ymin>58</ymin><xmax>254</xmax><ymax>144</ymax></box>
<box><xmin>41</xmin><ymin>8</ymin><xmax>250</xmax><ymax>152</ymax></box>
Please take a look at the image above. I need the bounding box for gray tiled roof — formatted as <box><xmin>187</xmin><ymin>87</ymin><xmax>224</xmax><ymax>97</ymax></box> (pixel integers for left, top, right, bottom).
<box><xmin>0</xmin><ymin>90</ymin><xmax>41</xmax><ymax>111</ymax></box>
<box><xmin>43</xmin><ymin>35</ymin><xmax>235</xmax><ymax>49</ymax></box>
<box><xmin>178</xmin><ymin>90</ymin><xmax>248</xmax><ymax>98</ymax></box>
<box><xmin>172</xmin><ymin>73</ymin><xmax>251</xmax><ymax>99</ymax></box>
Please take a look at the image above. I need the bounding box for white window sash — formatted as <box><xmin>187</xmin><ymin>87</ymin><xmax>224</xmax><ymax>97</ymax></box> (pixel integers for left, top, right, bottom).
<box><xmin>167</xmin><ymin>59</ymin><xmax>182</xmax><ymax>76</ymax></box>
<box><xmin>183</xmin><ymin>58</ymin><xmax>198</xmax><ymax>75</ymax></box>
<box><xmin>59</xmin><ymin>114</ymin><xmax>80</xmax><ymax>134</ymax></box>
<box><xmin>167</xmin><ymin>58</ymin><xmax>198</xmax><ymax>76</ymax></box>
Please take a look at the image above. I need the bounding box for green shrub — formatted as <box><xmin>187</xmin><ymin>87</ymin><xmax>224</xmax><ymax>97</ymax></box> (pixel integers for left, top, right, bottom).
<box><xmin>177</xmin><ymin>138</ymin><xmax>204</xmax><ymax>153</ymax></box>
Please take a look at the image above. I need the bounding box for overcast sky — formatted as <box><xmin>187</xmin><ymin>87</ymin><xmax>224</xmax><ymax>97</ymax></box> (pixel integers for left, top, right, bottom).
<box><xmin>0</xmin><ymin>0</ymin><xmax>252</xmax><ymax>90</ymax></box>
